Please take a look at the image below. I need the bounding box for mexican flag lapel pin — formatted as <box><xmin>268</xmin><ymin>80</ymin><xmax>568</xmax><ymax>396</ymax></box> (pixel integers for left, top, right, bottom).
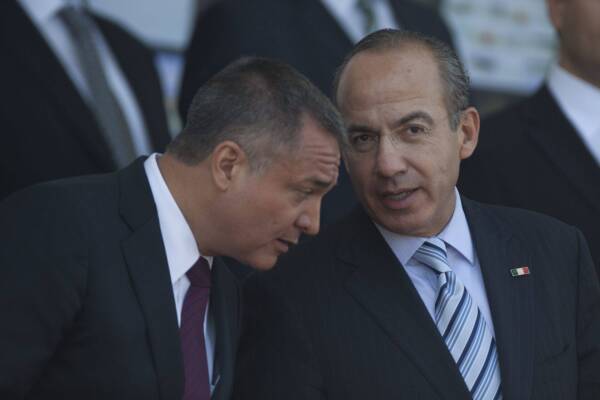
<box><xmin>510</xmin><ymin>266</ymin><xmax>530</xmax><ymax>277</ymax></box>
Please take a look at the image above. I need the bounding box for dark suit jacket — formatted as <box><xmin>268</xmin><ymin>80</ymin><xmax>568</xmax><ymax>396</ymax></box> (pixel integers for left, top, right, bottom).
<box><xmin>178</xmin><ymin>0</ymin><xmax>454</xmax><ymax>227</ymax></box>
<box><xmin>0</xmin><ymin>159</ymin><xmax>240</xmax><ymax>400</ymax></box>
<box><xmin>459</xmin><ymin>86</ymin><xmax>600</xmax><ymax>279</ymax></box>
<box><xmin>0</xmin><ymin>2</ymin><xmax>170</xmax><ymax>199</ymax></box>
<box><xmin>234</xmin><ymin>200</ymin><xmax>600</xmax><ymax>400</ymax></box>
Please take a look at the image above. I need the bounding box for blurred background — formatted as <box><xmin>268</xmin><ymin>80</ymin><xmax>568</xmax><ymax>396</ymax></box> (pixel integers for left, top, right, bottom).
<box><xmin>86</xmin><ymin>0</ymin><xmax>557</xmax><ymax>134</ymax></box>
<box><xmin>6</xmin><ymin>0</ymin><xmax>600</xmax><ymax>277</ymax></box>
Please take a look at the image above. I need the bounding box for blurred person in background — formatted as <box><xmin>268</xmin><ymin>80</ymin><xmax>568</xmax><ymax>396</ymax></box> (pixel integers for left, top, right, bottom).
<box><xmin>179</xmin><ymin>0</ymin><xmax>455</xmax><ymax>228</ymax></box>
<box><xmin>0</xmin><ymin>0</ymin><xmax>170</xmax><ymax>199</ymax></box>
<box><xmin>460</xmin><ymin>0</ymin><xmax>600</xmax><ymax>278</ymax></box>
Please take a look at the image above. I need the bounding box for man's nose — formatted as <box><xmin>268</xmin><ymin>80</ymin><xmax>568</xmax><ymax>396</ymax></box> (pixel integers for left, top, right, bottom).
<box><xmin>297</xmin><ymin>198</ymin><xmax>321</xmax><ymax>236</ymax></box>
<box><xmin>375</xmin><ymin>135</ymin><xmax>408</xmax><ymax>177</ymax></box>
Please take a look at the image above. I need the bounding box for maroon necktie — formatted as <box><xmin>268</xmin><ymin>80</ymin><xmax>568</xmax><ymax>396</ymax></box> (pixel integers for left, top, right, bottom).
<box><xmin>180</xmin><ymin>257</ymin><xmax>211</xmax><ymax>400</ymax></box>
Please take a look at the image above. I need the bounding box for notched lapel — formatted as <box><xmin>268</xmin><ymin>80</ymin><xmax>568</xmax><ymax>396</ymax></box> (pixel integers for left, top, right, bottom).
<box><xmin>340</xmin><ymin>210</ymin><xmax>471</xmax><ymax>400</ymax></box>
<box><xmin>121</xmin><ymin>221</ymin><xmax>184</xmax><ymax>400</ymax></box>
<box><xmin>464</xmin><ymin>199</ymin><xmax>534</xmax><ymax>400</ymax></box>
<box><xmin>209</xmin><ymin>258</ymin><xmax>240</xmax><ymax>400</ymax></box>
<box><xmin>119</xmin><ymin>161</ymin><xmax>183</xmax><ymax>400</ymax></box>
<box><xmin>296</xmin><ymin>0</ymin><xmax>353</xmax><ymax>60</ymax></box>
<box><xmin>524</xmin><ymin>87</ymin><xmax>600</xmax><ymax>213</ymax></box>
<box><xmin>3</xmin><ymin>2</ymin><xmax>113</xmax><ymax>170</ymax></box>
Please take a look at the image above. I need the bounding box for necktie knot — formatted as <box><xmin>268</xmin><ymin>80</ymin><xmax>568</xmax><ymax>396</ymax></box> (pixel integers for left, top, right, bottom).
<box><xmin>59</xmin><ymin>6</ymin><xmax>96</xmax><ymax>43</ymax></box>
<box><xmin>413</xmin><ymin>238</ymin><xmax>451</xmax><ymax>275</ymax></box>
<box><xmin>59</xmin><ymin>5</ymin><xmax>87</xmax><ymax>25</ymax></box>
<box><xmin>187</xmin><ymin>257</ymin><xmax>211</xmax><ymax>288</ymax></box>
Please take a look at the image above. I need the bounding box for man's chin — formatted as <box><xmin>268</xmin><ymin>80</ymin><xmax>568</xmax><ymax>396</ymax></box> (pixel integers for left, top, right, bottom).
<box><xmin>244</xmin><ymin>254</ymin><xmax>279</xmax><ymax>271</ymax></box>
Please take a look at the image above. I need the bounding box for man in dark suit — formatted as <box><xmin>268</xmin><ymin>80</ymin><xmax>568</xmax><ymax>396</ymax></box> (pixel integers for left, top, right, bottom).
<box><xmin>0</xmin><ymin>57</ymin><xmax>343</xmax><ymax>399</ymax></box>
<box><xmin>459</xmin><ymin>0</ymin><xmax>600</xmax><ymax>277</ymax></box>
<box><xmin>179</xmin><ymin>0</ymin><xmax>454</xmax><ymax>226</ymax></box>
<box><xmin>0</xmin><ymin>0</ymin><xmax>170</xmax><ymax>199</ymax></box>
<box><xmin>234</xmin><ymin>30</ymin><xmax>600</xmax><ymax>399</ymax></box>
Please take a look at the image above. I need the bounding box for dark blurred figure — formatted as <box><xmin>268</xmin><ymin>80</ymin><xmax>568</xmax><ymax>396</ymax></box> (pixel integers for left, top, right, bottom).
<box><xmin>0</xmin><ymin>0</ymin><xmax>170</xmax><ymax>199</ymax></box>
<box><xmin>460</xmin><ymin>0</ymin><xmax>600</xmax><ymax>276</ymax></box>
<box><xmin>179</xmin><ymin>0</ymin><xmax>455</xmax><ymax>227</ymax></box>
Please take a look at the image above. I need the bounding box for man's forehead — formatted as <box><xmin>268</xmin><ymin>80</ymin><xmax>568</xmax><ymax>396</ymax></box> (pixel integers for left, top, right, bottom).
<box><xmin>274</xmin><ymin>127</ymin><xmax>340</xmax><ymax>169</ymax></box>
<box><xmin>297</xmin><ymin>119</ymin><xmax>341</xmax><ymax>157</ymax></box>
<box><xmin>343</xmin><ymin>45</ymin><xmax>435</xmax><ymax>79</ymax></box>
<box><xmin>338</xmin><ymin>48</ymin><xmax>440</xmax><ymax>104</ymax></box>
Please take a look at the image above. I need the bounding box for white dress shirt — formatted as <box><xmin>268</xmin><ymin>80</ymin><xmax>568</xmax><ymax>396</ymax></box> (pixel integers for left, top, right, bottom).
<box><xmin>320</xmin><ymin>0</ymin><xmax>398</xmax><ymax>43</ymax></box>
<box><xmin>144</xmin><ymin>153</ymin><xmax>216</xmax><ymax>393</ymax></box>
<box><xmin>18</xmin><ymin>0</ymin><xmax>152</xmax><ymax>157</ymax></box>
<box><xmin>376</xmin><ymin>188</ymin><xmax>497</xmax><ymax>339</ymax></box>
<box><xmin>547</xmin><ymin>63</ymin><xmax>600</xmax><ymax>166</ymax></box>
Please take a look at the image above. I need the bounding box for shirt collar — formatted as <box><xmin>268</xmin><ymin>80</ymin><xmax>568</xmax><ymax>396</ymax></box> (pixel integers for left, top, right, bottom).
<box><xmin>437</xmin><ymin>190</ymin><xmax>474</xmax><ymax>264</ymax></box>
<box><xmin>19</xmin><ymin>0</ymin><xmax>65</xmax><ymax>25</ymax></box>
<box><xmin>18</xmin><ymin>0</ymin><xmax>86</xmax><ymax>24</ymax></box>
<box><xmin>376</xmin><ymin>188</ymin><xmax>475</xmax><ymax>266</ymax></box>
<box><xmin>320</xmin><ymin>0</ymin><xmax>383</xmax><ymax>21</ymax></box>
<box><xmin>321</xmin><ymin>0</ymin><xmax>356</xmax><ymax>15</ymax></box>
<box><xmin>144</xmin><ymin>154</ymin><xmax>213</xmax><ymax>285</ymax></box>
<box><xmin>547</xmin><ymin>63</ymin><xmax>600</xmax><ymax>143</ymax></box>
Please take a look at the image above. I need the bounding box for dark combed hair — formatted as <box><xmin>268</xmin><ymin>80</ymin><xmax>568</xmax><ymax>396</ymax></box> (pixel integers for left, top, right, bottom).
<box><xmin>168</xmin><ymin>57</ymin><xmax>346</xmax><ymax>171</ymax></box>
<box><xmin>333</xmin><ymin>29</ymin><xmax>470</xmax><ymax>130</ymax></box>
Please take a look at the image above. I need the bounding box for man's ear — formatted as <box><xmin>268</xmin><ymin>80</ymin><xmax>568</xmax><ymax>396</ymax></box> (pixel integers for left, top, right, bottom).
<box><xmin>457</xmin><ymin>107</ymin><xmax>480</xmax><ymax>160</ymax></box>
<box><xmin>546</xmin><ymin>0</ymin><xmax>566</xmax><ymax>31</ymax></box>
<box><xmin>210</xmin><ymin>140</ymin><xmax>248</xmax><ymax>191</ymax></box>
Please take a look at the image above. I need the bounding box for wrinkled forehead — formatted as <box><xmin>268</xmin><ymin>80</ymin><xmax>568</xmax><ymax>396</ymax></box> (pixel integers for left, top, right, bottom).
<box><xmin>337</xmin><ymin>50</ymin><xmax>446</xmax><ymax>119</ymax></box>
<box><xmin>336</xmin><ymin>46</ymin><xmax>443</xmax><ymax>110</ymax></box>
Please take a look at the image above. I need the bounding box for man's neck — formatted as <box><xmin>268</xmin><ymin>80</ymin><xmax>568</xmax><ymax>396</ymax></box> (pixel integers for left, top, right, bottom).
<box><xmin>157</xmin><ymin>154</ymin><xmax>216</xmax><ymax>257</ymax></box>
<box><xmin>559</xmin><ymin>54</ymin><xmax>600</xmax><ymax>91</ymax></box>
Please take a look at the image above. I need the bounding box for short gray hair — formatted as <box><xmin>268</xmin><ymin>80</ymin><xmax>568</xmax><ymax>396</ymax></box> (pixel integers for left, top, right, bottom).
<box><xmin>169</xmin><ymin>57</ymin><xmax>346</xmax><ymax>172</ymax></box>
<box><xmin>333</xmin><ymin>29</ymin><xmax>470</xmax><ymax>130</ymax></box>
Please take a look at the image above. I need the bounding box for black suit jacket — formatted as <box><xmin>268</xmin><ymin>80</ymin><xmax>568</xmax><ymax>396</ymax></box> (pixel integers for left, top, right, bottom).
<box><xmin>0</xmin><ymin>2</ymin><xmax>170</xmax><ymax>199</ymax></box>
<box><xmin>0</xmin><ymin>159</ymin><xmax>240</xmax><ymax>400</ymax></box>
<box><xmin>459</xmin><ymin>86</ymin><xmax>600</xmax><ymax>279</ymax></box>
<box><xmin>178</xmin><ymin>0</ymin><xmax>454</xmax><ymax>226</ymax></box>
<box><xmin>234</xmin><ymin>200</ymin><xmax>600</xmax><ymax>399</ymax></box>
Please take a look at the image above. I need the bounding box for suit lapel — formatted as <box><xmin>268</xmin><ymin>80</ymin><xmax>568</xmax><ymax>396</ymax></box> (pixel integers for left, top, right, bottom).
<box><xmin>297</xmin><ymin>0</ymin><xmax>353</xmax><ymax>59</ymax></box>
<box><xmin>210</xmin><ymin>258</ymin><xmax>240</xmax><ymax>400</ymax></box>
<box><xmin>2</xmin><ymin>2</ymin><xmax>114</xmax><ymax>170</ymax></box>
<box><xmin>463</xmin><ymin>198</ymin><xmax>534</xmax><ymax>400</ymax></box>
<box><xmin>340</xmin><ymin>209</ymin><xmax>471</xmax><ymax>400</ymax></box>
<box><xmin>118</xmin><ymin>159</ymin><xmax>184</xmax><ymax>400</ymax></box>
<box><xmin>523</xmin><ymin>86</ymin><xmax>600</xmax><ymax>213</ymax></box>
<box><xmin>95</xmin><ymin>15</ymin><xmax>170</xmax><ymax>152</ymax></box>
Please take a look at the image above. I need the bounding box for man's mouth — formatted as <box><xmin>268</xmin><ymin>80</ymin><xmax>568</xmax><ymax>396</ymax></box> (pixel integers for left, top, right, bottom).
<box><xmin>378</xmin><ymin>188</ymin><xmax>419</xmax><ymax>209</ymax></box>
<box><xmin>275</xmin><ymin>238</ymin><xmax>297</xmax><ymax>253</ymax></box>
<box><xmin>383</xmin><ymin>188</ymin><xmax>417</xmax><ymax>200</ymax></box>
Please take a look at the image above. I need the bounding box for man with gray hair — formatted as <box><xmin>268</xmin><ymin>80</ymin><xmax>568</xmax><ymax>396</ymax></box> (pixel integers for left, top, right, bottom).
<box><xmin>234</xmin><ymin>30</ymin><xmax>600</xmax><ymax>399</ymax></box>
<box><xmin>0</xmin><ymin>57</ymin><xmax>343</xmax><ymax>400</ymax></box>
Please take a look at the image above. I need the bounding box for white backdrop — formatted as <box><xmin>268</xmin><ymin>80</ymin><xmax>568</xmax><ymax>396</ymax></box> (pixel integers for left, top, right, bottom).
<box><xmin>442</xmin><ymin>0</ymin><xmax>557</xmax><ymax>94</ymax></box>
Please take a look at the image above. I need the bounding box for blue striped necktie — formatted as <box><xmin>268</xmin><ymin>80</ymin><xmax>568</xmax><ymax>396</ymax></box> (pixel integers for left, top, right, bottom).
<box><xmin>413</xmin><ymin>238</ymin><xmax>502</xmax><ymax>400</ymax></box>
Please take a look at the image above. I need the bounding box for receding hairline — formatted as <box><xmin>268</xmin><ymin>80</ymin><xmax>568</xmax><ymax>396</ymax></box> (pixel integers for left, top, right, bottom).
<box><xmin>334</xmin><ymin>42</ymin><xmax>441</xmax><ymax>106</ymax></box>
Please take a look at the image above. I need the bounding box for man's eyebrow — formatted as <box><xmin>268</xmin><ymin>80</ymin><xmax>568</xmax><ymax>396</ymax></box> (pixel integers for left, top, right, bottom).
<box><xmin>306</xmin><ymin>178</ymin><xmax>336</xmax><ymax>189</ymax></box>
<box><xmin>347</xmin><ymin>124</ymin><xmax>378</xmax><ymax>135</ymax></box>
<box><xmin>347</xmin><ymin>111</ymin><xmax>434</xmax><ymax>134</ymax></box>
<box><xmin>391</xmin><ymin>111</ymin><xmax>434</xmax><ymax>129</ymax></box>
